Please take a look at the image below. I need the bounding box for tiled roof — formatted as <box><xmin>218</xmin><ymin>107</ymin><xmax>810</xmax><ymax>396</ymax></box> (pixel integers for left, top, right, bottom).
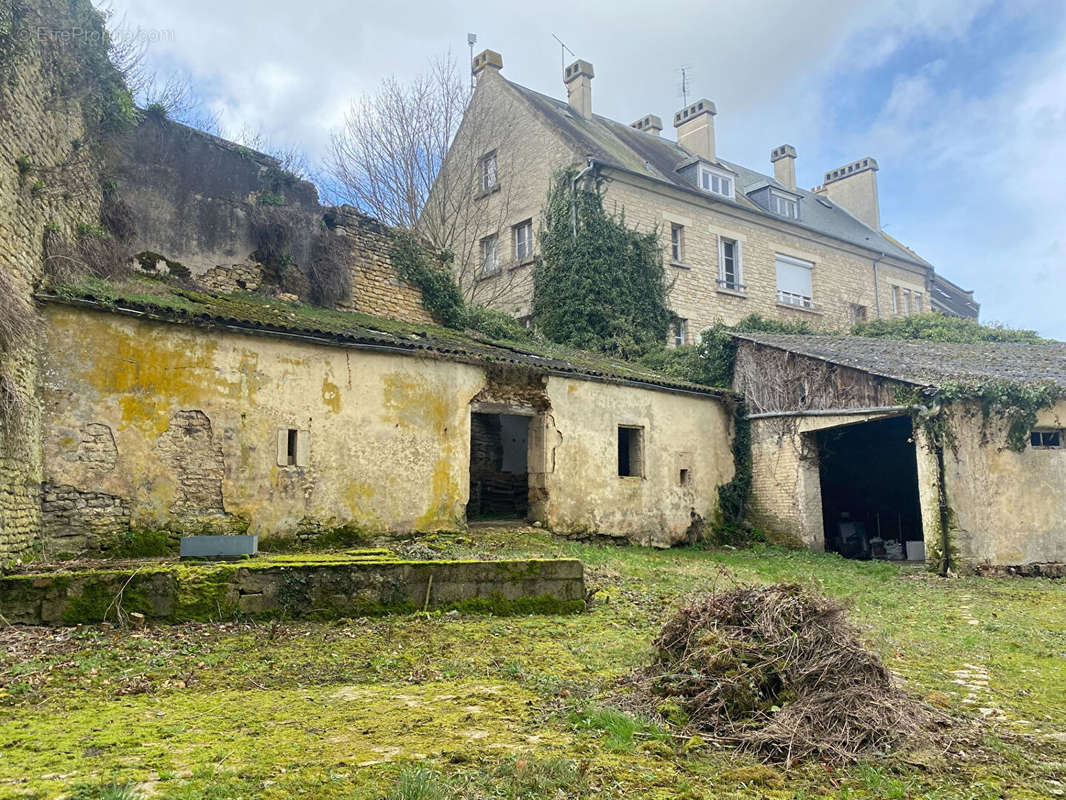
<box><xmin>506</xmin><ymin>80</ymin><xmax>924</xmax><ymax>267</ymax></box>
<box><xmin>732</xmin><ymin>333</ymin><xmax>1066</xmax><ymax>388</ymax></box>
<box><xmin>39</xmin><ymin>280</ymin><xmax>724</xmax><ymax>398</ymax></box>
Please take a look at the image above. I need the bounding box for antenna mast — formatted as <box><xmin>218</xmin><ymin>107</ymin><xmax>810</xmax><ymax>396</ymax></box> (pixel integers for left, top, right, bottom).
<box><xmin>551</xmin><ymin>33</ymin><xmax>576</xmax><ymax>73</ymax></box>
<box><xmin>467</xmin><ymin>33</ymin><xmax>477</xmax><ymax>91</ymax></box>
<box><xmin>680</xmin><ymin>65</ymin><xmax>690</xmax><ymax>107</ymax></box>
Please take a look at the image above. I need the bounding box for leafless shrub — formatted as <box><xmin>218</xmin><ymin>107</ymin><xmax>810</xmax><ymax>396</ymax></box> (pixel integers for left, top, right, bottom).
<box><xmin>306</xmin><ymin>229</ymin><xmax>351</xmax><ymax>307</ymax></box>
<box><xmin>0</xmin><ymin>269</ymin><xmax>34</xmax><ymax>354</ymax></box>
<box><xmin>250</xmin><ymin>205</ymin><xmax>295</xmax><ymax>280</ymax></box>
<box><xmin>645</xmin><ymin>584</ymin><xmax>937</xmax><ymax>765</ymax></box>
<box><xmin>0</xmin><ymin>363</ymin><xmax>29</xmax><ymax>434</ymax></box>
<box><xmin>99</xmin><ymin>189</ymin><xmax>136</xmax><ymax>243</ymax></box>
<box><xmin>43</xmin><ymin>226</ymin><xmax>132</xmax><ymax>285</ymax></box>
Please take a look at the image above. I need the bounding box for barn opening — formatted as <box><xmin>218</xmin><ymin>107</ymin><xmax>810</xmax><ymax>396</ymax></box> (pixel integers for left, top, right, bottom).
<box><xmin>467</xmin><ymin>412</ymin><xmax>530</xmax><ymax>520</ymax></box>
<box><xmin>816</xmin><ymin>415</ymin><xmax>925</xmax><ymax>561</ymax></box>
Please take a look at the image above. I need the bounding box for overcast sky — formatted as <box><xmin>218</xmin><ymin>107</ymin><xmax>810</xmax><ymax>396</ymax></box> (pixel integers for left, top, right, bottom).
<box><xmin>98</xmin><ymin>0</ymin><xmax>1066</xmax><ymax>339</ymax></box>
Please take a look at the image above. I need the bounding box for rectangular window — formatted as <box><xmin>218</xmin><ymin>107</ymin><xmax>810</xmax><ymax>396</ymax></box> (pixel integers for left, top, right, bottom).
<box><xmin>672</xmin><ymin>318</ymin><xmax>687</xmax><ymax>347</ymax></box>
<box><xmin>480</xmin><ymin>234</ymin><xmax>499</xmax><ymax>275</ymax></box>
<box><xmin>679</xmin><ymin>468</ymin><xmax>690</xmax><ymax>486</ymax></box>
<box><xmin>770</xmin><ymin>191</ymin><xmax>798</xmax><ymax>219</ymax></box>
<box><xmin>775</xmin><ymin>254</ymin><xmax>813</xmax><ymax>308</ymax></box>
<box><xmin>479</xmin><ymin>151</ymin><xmax>498</xmax><ymax>192</ymax></box>
<box><xmin>1030</xmin><ymin>430</ymin><xmax>1062</xmax><ymax>448</ymax></box>
<box><xmin>718</xmin><ymin>237</ymin><xmax>742</xmax><ymax>291</ymax></box>
<box><xmin>891</xmin><ymin>285</ymin><xmax>902</xmax><ymax>315</ymax></box>
<box><xmin>277</xmin><ymin>429</ymin><xmax>309</xmax><ymax>467</ymax></box>
<box><xmin>903</xmin><ymin>288</ymin><xmax>913</xmax><ymax>314</ymax></box>
<box><xmin>698</xmin><ymin>165</ymin><xmax>734</xmax><ymax>199</ymax></box>
<box><xmin>513</xmin><ymin>219</ymin><xmax>533</xmax><ymax>262</ymax></box>
<box><xmin>850</xmin><ymin>304</ymin><xmax>868</xmax><ymax>324</ymax></box>
<box><xmin>670</xmin><ymin>223</ymin><xmax>684</xmax><ymax>262</ymax></box>
<box><xmin>914</xmin><ymin>292</ymin><xmax>923</xmax><ymax>313</ymax></box>
<box><xmin>617</xmin><ymin>426</ymin><xmax>644</xmax><ymax>478</ymax></box>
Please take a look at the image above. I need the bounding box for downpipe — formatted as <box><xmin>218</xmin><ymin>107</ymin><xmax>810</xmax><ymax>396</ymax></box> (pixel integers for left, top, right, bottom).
<box><xmin>571</xmin><ymin>158</ymin><xmax>595</xmax><ymax>238</ymax></box>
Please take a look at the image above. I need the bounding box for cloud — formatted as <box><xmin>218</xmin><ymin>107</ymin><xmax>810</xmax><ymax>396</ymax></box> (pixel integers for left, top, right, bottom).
<box><xmin>94</xmin><ymin>0</ymin><xmax>1066</xmax><ymax>337</ymax></box>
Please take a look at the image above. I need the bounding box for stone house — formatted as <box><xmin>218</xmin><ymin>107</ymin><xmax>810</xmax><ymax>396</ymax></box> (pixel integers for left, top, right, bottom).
<box><xmin>428</xmin><ymin>50</ymin><xmax>979</xmax><ymax>340</ymax></box>
<box><xmin>731</xmin><ymin>333</ymin><xmax>1066</xmax><ymax>572</ymax></box>
<box><xmin>32</xmin><ymin>285</ymin><xmax>735</xmax><ymax>558</ymax></box>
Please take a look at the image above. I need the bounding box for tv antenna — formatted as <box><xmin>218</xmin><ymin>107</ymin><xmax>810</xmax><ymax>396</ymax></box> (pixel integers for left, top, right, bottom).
<box><xmin>679</xmin><ymin>65</ymin><xmax>691</xmax><ymax>107</ymax></box>
<box><xmin>467</xmin><ymin>33</ymin><xmax>477</xmax><ymax>91</ymax></box>
<box><xmin>552</xmin><ymin>33</ymin><xmax>576</xmax><ymax>73</ymax></box>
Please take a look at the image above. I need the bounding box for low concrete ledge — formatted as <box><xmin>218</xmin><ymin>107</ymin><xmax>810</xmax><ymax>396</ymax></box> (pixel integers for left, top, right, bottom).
<box><xmin>0</xmin><ymin>557</ymin><xmax>586</xmax><ymax>625</ymax></box>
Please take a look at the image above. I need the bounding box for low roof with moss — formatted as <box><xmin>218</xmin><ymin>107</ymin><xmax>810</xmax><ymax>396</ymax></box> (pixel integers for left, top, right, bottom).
<box><xmin>733</xmin><ymin>332</ymin><xmax>1066</xmax><ymax>389</ymax></box>
<box><xmin>39</xmin><ymin>277</ymin><xmax>724</xmax><ymax>397</ymax></box>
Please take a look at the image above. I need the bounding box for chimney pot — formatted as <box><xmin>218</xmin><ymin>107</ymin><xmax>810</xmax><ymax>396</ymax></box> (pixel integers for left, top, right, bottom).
<box><xmin>819</xmin><ymin>157</ymin><xmax>881</xmax><ymax>229</ymax></box>
<box><xmin>472</xmin><ymin>49</ymin><xmax>503</xmax><ymax>79</ymax></box>
<box><xmin>563</xmin><ymin>59</ymin><xmax>594</xmax><ymax>119</ymax></box>
<box><xmin>770</xmin><ymin>144</ymin><xmax>797</xmax><ymax>191</ymax></box>
<box><xmin>630</xmin><ymin>114</ymin><xmax>663</xmax><ymax>135</ymax></box>
<box><xmin>672</xmin><ymin>98</ymin><xmax>717</xmax><ymax>161</ymax></box>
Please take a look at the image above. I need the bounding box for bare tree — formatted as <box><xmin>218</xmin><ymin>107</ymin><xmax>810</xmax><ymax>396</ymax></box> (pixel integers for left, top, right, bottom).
<box><xmin>327</xmin><ymin>54</ymin><xmax>535</xmax><ymax>308</ymax></box>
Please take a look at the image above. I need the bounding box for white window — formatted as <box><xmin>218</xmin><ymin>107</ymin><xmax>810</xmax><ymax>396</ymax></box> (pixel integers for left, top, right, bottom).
<box><xmin>698</xmin><ymin>165</ymin><xmax>734</xmax><ymax>199</ymax></box>
<box><xmin>891</xmin><ymin>285</ymin><xmax>902</xmax><ymax>315</ymax></box>
<box><xmin>672</xmin><ymin>318</ymin><xmax>687</xmax><ymax>347</ymax></box>
<box><xmin>479</xmin><ymin>151</ymin><xmax>498</xmax><ymax>192</ymax></box>
<box><xmin>718</xmin><ymin>237</ymin><xmax>742</xmax><ymax>291</ymax></box>
<box><xmin>277</xmin><ymin>428</ymin><xmax>309</xmax><ymax>468</ymax></box>
<box><xmin>914</xmin><ymin>292</ymin><xmax>923</xmax><ymax>313</ymax></box>
<box><xmin>513</xmin><ymin>219</ymin><xmax>533</xmax><ymax>262</ymax></box>
<box><xmin>775</xmin><ymin>254</ymin><xmax>814</xmax><ymax>308</ymax></box>
<box><xmin>480</xmin><ymin>235</ymin><xmax>498</xmax><ymax>275</ymax></box>
<box><xmin>903</xmin><ymin>288</ymin><xmax>913</xmax><ymax>314</ymax></box>
<box><xmin>670</xmin><ymin>223</ymin><xmax>683</xmax><ymax>262</ymax></box>
<box><xmin>770</xmin><ymin>190</ymin><xmax>798</xmax><ymax>219</ymax></box>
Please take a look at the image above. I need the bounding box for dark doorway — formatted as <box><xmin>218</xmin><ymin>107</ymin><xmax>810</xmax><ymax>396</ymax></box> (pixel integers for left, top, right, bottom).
<box><xmin>817</xmin><ymin>415</ymin><xmax>924</xmax><ymax>561</ymax></box>
<box><xmin>467</xmin><ymin>413</ymin><xmax>529</xmax><ymax>520</ymax></box>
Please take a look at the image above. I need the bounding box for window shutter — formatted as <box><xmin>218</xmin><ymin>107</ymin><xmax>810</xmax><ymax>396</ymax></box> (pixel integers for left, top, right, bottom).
<box><xmin>276</xmin><ymin>429</ymin><xmax>288</xmax><ymax>467</ymax></box>
<box><xmin>775</xmin><ymin>256</ymin><xmax>812</xmax><ymax>297</ymax></box>
<box><xmin>296</xmin><ymin>430</ymin><xmax>310</xmax><ymax>468</ymax></box>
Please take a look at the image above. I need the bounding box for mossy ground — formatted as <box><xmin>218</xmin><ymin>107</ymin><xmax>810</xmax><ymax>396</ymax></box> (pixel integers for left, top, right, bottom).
<box><xmin>2</xmin><ymin>528</ymin><xmax>1065</xmax><ymax>799</ymax></box>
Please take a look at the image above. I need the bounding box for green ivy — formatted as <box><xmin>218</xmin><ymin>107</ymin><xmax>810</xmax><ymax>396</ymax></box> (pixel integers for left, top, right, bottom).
<box><xmin>532</xmin><ymin>169</ymin><xmax>671</xmax><ymax>358</ymax></box>
<box><xmin>851</xmin><ymin>312</ymin><xmax>1046</xmax><ymax>343</ymax></box>
<box><xmin>389</xmin><ymin>231</ymin><xmax>466</xmax><ymax>328</ymax></box>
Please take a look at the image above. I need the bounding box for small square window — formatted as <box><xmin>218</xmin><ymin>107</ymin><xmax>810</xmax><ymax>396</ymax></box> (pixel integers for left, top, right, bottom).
<box><xmin>617</xmin><ymin>426</ymin><xmax>644</xmax><ymax>478</ymax></box>
<box><xmin>277</xmin><ymin>428</ymin><xmax>309</xmax><ymax>467</ymax></box>
<box><xmin>672</xmin><ymin>318</ymin><xmax>688</xmax><ymax>347</ymax></box>
<box><xmin>1030</xmin><ymin>430</ymin><xmax>1062</xmax><ymax>448</ymax></box>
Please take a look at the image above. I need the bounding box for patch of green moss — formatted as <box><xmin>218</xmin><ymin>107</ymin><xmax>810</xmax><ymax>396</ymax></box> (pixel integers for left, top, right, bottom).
<box><xmin>444</xmin><ymin>593</ymin><xmax>585</xmax><ymax>616</ymax></box>
<box><xmin>61</xmin><ymin>575</ymin><xmax>155</xmax><ymax>625</ymax></box>
<box><xmin>172</xmin><ymin>565</ymin><xmax>238</xmax><ymax>621</ymax></box>
<box><xmin>104</xmin><ymin>529</ymin><xmax>174</xmax><ymax>559</ymax></box>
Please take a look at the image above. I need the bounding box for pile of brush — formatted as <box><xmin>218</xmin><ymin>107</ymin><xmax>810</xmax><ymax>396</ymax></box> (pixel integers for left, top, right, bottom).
<box><xmin>649</xmin><ymin>584</ymin><xmax>932</xmax><ymax>765</ymax></box>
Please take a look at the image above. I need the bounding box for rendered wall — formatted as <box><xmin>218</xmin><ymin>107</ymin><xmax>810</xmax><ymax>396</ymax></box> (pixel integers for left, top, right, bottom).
<box><xmin>38</xmin><ymin>304</ymin><xmax>734</xmax><ymax>555</ymax></box>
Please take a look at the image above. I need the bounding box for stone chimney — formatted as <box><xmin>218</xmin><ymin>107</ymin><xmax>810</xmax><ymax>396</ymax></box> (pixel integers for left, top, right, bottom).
<box><xmin>817</xmin><ymin>157</ymin><xmax>880</xmax><ymax>230</ymax></box>
<box><xmin>472</xmin><ymin>49</ymin><xmax>503</xmax><ymax>81</ymax></box>
<box><xmin>673</xmin><ymin>99</ymin><xmax>717</xmax><ymax>161</ymax></box>
<box><xmin>564</xmin><ymin>59</ymin><xmax>594</xmax><ymax>119</ymax></box>
<box><xmin>630</xmin><ymin>114</ymin><xmax>663</xmax><ymax>135</ymax></box>
<box><xmin>771</xmin><ymin>144</ymin><xmax>797</xmax><ymax>191</ymax></box>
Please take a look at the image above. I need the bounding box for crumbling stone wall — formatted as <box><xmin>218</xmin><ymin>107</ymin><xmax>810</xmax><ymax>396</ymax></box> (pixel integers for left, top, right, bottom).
<box><xmin>0</xmin><ymin>0</ymin><xmax>106</xmax><ymax>560</ymax></box>
<box><xmin>40</xmin><ymin>482</ymin><xmax>130</xmax><ymax>557</ymax></box>
<box><xmin>333</xmin><ymin>208</ymin><xmax>433</xmax><ymax>324</ymax></box>
<box><xmin>155</xmin><ymin>410</ymin><xmax>240</xmax><ymax>533</ymax></box>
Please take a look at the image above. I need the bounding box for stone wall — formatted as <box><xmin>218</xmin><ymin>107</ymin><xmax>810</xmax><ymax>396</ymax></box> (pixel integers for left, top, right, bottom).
<box><xmin>38</xmin><ymin>302</ymin><xmax>734</xmax><ymax>554</ymax></box>
<box><xmin>334</xmin><ymin>209</ymin><xmax>433</xmax><ymax>324</ymax></box>
<box><xmin>0</xmin><ymin>556</ymin><xmax>587</xmax><ymax>625</ymax></box>
<box><xmin>0</xmin><ymin>0</ymin><xmax>108</xmax><ymax>560</ymax></box>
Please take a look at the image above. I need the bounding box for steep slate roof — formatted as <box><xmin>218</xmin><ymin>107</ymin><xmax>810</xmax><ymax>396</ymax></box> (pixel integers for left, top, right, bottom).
<box><xmin>732</xmin><ymin>333</ymin><xmax>1066</xmax><ymax>388</ymax></box>
<box><xmin>38</xmin><ymin>279</ymin><xmax>724</xmax><ymax>398</ymax></box>
<box><xmin>506</xmin><ymin>80</ymin><xmax>923</xmax><ymax>266</ymax></box>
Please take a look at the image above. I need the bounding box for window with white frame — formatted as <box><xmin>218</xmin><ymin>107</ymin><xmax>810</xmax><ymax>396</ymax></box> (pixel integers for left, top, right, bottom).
<box><xmin>698</xmin><ymin>165</ymin><xmax>734</xmax><ymax>199</ymax></box>
<box><xmin>1030</xmin><ymin>429</ymin><xmax>1062</xmax><ymax>449</ymax></box>
<box><xmin>914</xmin><ymin>292</ymin><xmax>923</xmax><ymax>313</ymax></box>
<box><xmin>670</xmin><ymin>223</ymin><xmax>684</xmax><ymax>262</ymax></box>
<box><xmin>513</xmin><ymin>219</ymin><xmax>533</xmax><ymax>262</ymax></box>
<box><xmin>770</xmin><ymin>190</ymin><xmax>799</xmax><ymax>219</ymax></box>
<box><xmin>672</xmin><ymin>318</ymin><xmax>688</xmax><ymax>347</ymax></box>
<box><xmin>775</xmin><ymin>254</ymin><xmax>814</xmax><ymax>308</ymax></box>
<box><xmin>480</xmin><ymin>234</ymin><xmax>499</xmax><ymax>275</ymax></box>
<box><xmin>479</xmin><ymin>151</ymin><xmax>498</xmax><ymax>193</ymax></box>
<box><xmin>276</xmin><ymin>428</ymin><xmax>309</xmax><ymax>468</ymax></box>
<box><xmin>891</xmin><ymin>285</ymin><xmax>902</xmax><ymax>315</ymax></box>
<box><xmin>718</xmin><ymin>237</ymin><xmax>743</xmax><ymax>291</ymax></box>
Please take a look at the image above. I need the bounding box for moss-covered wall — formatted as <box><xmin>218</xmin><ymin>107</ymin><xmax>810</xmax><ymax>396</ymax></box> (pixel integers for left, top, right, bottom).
<box><xmin>38</xmin><ymin>303</ymin><xmax>733</xmax><ymax>554</ymax></box>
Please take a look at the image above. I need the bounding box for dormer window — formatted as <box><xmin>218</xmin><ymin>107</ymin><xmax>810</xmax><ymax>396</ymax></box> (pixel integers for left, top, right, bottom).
<box><xmin>698</xmin><ymin>164</ymin><xmax>734</xmax><ymax>199</ymax></box>
<box><xmin>770</xmin><ymin>190</ymin><xmax>799</xmax><ymax>219</ymax></box>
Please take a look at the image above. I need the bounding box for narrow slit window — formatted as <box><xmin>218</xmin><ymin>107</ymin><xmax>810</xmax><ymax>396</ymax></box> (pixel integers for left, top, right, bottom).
<box><xmin>278</xmin><ymin>428</ymin><xmax>309</xmax><ymax>467</ymax></box>
<box><xmin>679</xmin><ymin>468</ymin><xmax>690</xmax><ymax>486</ymax></box>
<box><xmin>617</xmin><ymin>426</ymin><xmax>644</xmax><ymax>478</ymax></box>
<box><xmin>287</xmin><ymin>429</ymin><xmax>298</xmax><ymax>465</ymax></box>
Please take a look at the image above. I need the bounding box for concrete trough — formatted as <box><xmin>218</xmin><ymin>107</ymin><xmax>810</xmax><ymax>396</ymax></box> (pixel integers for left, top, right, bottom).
<box><xmin>180</xmin><ymin>534</ymin><xmax>258</xmax><ymax>559</ymax></box>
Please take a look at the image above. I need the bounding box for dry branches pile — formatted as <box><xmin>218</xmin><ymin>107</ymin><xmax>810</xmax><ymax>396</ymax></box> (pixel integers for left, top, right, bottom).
<box><xmin>648</xmin><ymin>584</ymin><xmax>932</xmax><ymax>765</ymax></box>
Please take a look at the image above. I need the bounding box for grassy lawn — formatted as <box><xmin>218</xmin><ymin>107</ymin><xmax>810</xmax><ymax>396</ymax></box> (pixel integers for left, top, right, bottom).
<box><xmin>1</xmin><ymin>528</ymin><xmax>1064</xmax><ymax>799</ymax></box>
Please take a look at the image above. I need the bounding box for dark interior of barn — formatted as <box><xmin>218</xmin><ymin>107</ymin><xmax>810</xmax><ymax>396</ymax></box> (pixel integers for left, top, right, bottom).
<box><xmin>817</xmin><ymin>415</ymin><xmax>925</xmax><ymax>561</ymax></box>
<box><xmin>467</xmin><ymin>412</ymin><xmax>530</xmax><ymax>520</ymax></box>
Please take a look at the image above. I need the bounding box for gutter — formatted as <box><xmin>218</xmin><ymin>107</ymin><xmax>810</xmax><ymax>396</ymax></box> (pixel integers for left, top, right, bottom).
<box><xmin>746</xmin><ymin>404</ymin><xmax>912</xmax><ymax>420</ymax></box>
